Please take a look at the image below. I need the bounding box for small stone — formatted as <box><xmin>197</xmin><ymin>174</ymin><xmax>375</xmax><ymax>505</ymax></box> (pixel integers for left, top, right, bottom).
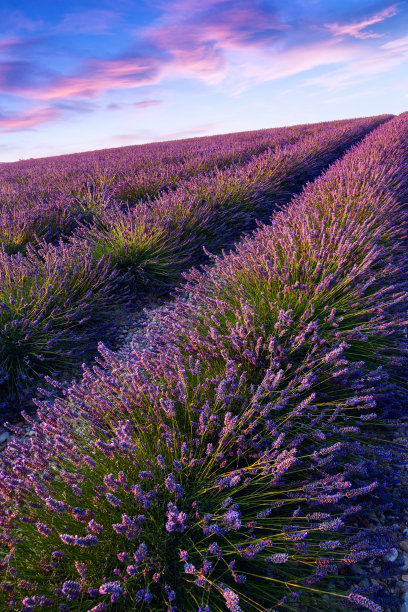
<box><xmin>0</xmin><ymin>431</ymin><xmax>9</xmax><ymax>444</ymax></box>
<box><xmin>402</xmin><ymin>575</ymin><xmax>408</xmax><ymax>583</ymax></box>
<box><xmin>384</xmin><ymin>548</ymin><xmax>399</xmax><ymax>563</ymax></box>
<box><xmin>400</xmin><ymin>541</ymin><xmax>408</xmax><ymax>553</ymax></box>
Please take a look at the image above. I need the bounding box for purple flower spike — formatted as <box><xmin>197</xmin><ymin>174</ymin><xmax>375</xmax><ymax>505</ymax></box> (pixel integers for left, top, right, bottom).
<box><xmin>99</xmin><ymin>581</ymin><xmax>122</xmax><ymax>603</ymax></box>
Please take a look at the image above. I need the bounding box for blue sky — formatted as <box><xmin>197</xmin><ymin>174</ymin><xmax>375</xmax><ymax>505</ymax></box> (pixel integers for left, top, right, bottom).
<box><xmin>0</xmin><ymin>0</ymin><xmax>407</xmax><ymax>162</ymax></box>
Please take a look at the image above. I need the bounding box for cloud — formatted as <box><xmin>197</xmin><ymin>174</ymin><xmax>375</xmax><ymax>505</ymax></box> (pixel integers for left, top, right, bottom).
<box><xmin>133</xmin><ymin>99</ymin><xmax>163</xmax><ymax>108</ymax></box>
<box><xmin>0</xmin><ymin>106</ymin><xmax>61</xmax><ymax>132</ymax></box>
<box><xmin>140</xmin><ymin>0</ymin><xmax>368</xmax><ymax>93</ymax></box>
<box><xmin>324</xmin><ymin>4</ymin><xmax>399</xmax><ymax>39</ymax></box>
<box><xmin>225</xmin><ymin>39</ymin><xmax>358</xmax><ymax>92</ymax></box>
<box><xmin>0</xmin><ymin>36</ymin><xmax>58</xmax><ymax>96</ymax></box>
<box><xmin>57</xmin><ymin>9</ymin><xmax>120</xmax><ymax>34</ymax></box>
<box><xmin>32</xmin><ymin>55</ymin><xmax>167</xmax><ymax>100</ymax></box>
<box><xmin>0</xmin><ymin>36</ymin><xmax>44</xmax><ymax>53</ymax></box>
<box><xmin>107</xmin><ymin>99</ymin><xmax>164</xmax><ymax>111</ymax></box>
<box><xmin>303</xmin><ymin>32</ymin><xmax>408</xmax><ymax>91</ymax></box>
<box><xmin>144</xmin><ymin>0</ymin><xmax>288</xmax><ymax>83</ymax></box>
<box><xmin>381</xmin><ymin>34</ymin><xmax>408</xmax><ymax>52</ymax></box>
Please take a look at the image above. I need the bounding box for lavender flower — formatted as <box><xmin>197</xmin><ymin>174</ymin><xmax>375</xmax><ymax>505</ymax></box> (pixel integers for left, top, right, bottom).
<box><xmin>98</xmin><ymin>581</ymin><xmax>122</xmax><ymax>603</ymax></box>
<box><xmin>156</xmin><ymin>454</ymin><xmax>166</xmax><ymax>469</ymax></box>
<box><xmin>266</xmin><ymin>553</ymin><xmax>289</xmax><ymax>564</ymax></box>
<box><xmin>61</xmin><ymin>580</ymin><xmax>81</xmax><ymax>601</ymax></box>
<box><xmin>164</xmin><ymin>585</ymin><xmax>176</xmax><ymax>601</ymax></box>
<box><xmin>165</xmin><ymin>473</ymin><xmax>184</xmax><ymax>499</ymax></box>
<box><xmin>166</xmin><ymin>502</ymin><xmax>187</xmax><ymax>533</ymax></box>
<box><xmin>35</xmin><ymin>523</ymin><xmax>52</xmax><ymax>537</ymax></box>
<box><xmin>347</xmin><ymin>592</ymin><xmax>382</xmax><ymax>612</ymax></box>
<box><xmin>105</xmin><ymin>493</ymin><xmax>122</xmax><ymax>507</ymax></box>
<box><xmin>221</xmin><ymin>587</ymin><xmax>241</xmax><ymax>612</ymax></box>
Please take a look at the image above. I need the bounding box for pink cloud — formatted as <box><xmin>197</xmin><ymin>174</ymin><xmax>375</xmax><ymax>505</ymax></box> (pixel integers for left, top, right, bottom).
<box><xmin>0</xmin><ymin>0</ymin><xmax>375</xmax><ymax>110</ymax></box>
<box><xmin>146</xmin><ymin>25</ymin><xmax>227</xmax><ymax>83</ymax></box>
<box><xmin>33</xmin><ymin>56</ymin><xmax>166</xmax><ymax>100</ymax></box>
<box><xmin>148</xmin><ymin>4</ymin><xmax>285</xmax><ymax>52</ymax></box>
<box><xmin>144</xmin><ymin>1</ymin><xmax>287</xmax><ymax>82</ymax></box>
<box><xmin>0</xmin><ymin>106</ymin><xmax>60</xmax><ymax>132</ymax></box>
<box><xmin>133</xmin><ymin>99</ymin><xmax>163</xmax><ymax>108</ymax></box>
<box><xmin>324</xmin><ymin>4</ymin><xmax>399</xmax><ymax>39</ymax></box>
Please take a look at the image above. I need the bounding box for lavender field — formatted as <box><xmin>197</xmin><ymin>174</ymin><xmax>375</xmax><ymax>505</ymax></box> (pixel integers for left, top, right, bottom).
<box><xmin>0</xmin><ymin>114</ymin><xmax>390</xmax><ymax>415</ymax></box>
<box><xmin>0</xmin><ymin>113</ymin><xmax>407</xmax><ymax>611</ymax></box>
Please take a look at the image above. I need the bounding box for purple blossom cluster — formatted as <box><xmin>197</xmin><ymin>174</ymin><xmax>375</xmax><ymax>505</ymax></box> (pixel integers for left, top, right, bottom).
<box><xmin>0</xmin><ymin>112</ymin><xmax>407</xmax><ymax>611</ymax></box>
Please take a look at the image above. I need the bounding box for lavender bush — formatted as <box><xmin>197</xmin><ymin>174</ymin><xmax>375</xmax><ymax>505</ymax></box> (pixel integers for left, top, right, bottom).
<box><xmin>0</xmin><ymin>240</ymin><xmax>127</xmax><ymax>414</ymax></box>
<box><xmin>0</xmin><ymin>113</ymin><xmax>407</xmax><ymax>610</ymax></box>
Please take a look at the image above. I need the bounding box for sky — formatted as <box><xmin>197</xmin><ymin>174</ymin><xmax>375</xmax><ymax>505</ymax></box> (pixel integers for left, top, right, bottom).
<box><xmin>0</xmin><ymin>0</ymin><xmax>407</xmax><ymax>162</ymax></box>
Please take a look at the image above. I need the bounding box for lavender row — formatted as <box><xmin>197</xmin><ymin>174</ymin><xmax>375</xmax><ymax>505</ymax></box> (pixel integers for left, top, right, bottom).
<box><xmin>0</xmin><ymin>119</ymin><xmax>346</xmax><ymax>255</ymax></box>
<box><xmin>0</xmin><ymin>113</ymin><xmax>407</xmax><ymax>611</ymax></box>
<box><xmin>0</xmin><ymin>116</ymin><xmax>388</xmax><ymax>410</ymax></box>
<box><xmin>75</xmin><ymin>114</ymin><xmax>390</xmax><ymax>290</ymax></box>
<box><xmin>0</xmin><ymin>116</ymin><xmax>372</xmax><ymax>204</ymax></box>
